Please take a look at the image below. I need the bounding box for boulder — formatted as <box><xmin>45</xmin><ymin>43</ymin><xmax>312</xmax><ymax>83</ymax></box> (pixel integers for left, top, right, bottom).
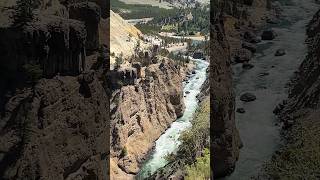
<box><xmin>242</xmin><ymin>42</ymin><xmax>257</xmax><ymax>53</ymax></box>
<box><xmin>193</xmin><ymin>51</ymin><xmax>204</xmax><ymax>59</ymax></box>
<box><xmin>236</xmin><ymin>108</ymin><xmax>246</xmax><ymax>114</ymax></box>
<box><xmin>240</xmin><ymin>93</ymin><xmax>257</xmax><ymax>102</ymax></box>
<box><xmin>234</xmin><ymin>49</ymin><xmax>252</xmax><ymax>63</ymax></box>
<box><xmin>259</xmin><ymin>72</ymin><xmax>270</xmax><ymax>77</ymax></box>
<box><xmin>243</xmin><ymin>31</ymin><xmax>261</xmax><ymax>43</ymax></box>
<box><xmin>261</xmin><ymin>30</ymin><xmax>277</xmax><ymax>40</ymax></box>
<box><xmin>242</xmin><ymin>63</ymin><xmax>254</xmax><ymax>70</ymax></box>
<box><xmin>275</xmin><ymin>49</ymin><xmax>286</xmax><ymax>56</ymax></box>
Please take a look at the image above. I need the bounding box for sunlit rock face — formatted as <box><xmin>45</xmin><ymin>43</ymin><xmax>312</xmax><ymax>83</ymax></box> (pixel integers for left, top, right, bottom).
<box><xmin>110</xmin><ymin>59</ymin><xmax>186</xmax><ymax>179</ymax></box>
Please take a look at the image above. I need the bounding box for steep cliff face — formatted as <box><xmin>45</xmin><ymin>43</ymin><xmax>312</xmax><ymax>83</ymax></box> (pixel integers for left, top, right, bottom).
<box><xmin>211</xmin><ymin>0</ymin><xmax>271</xmax><ymax>177</ymax></box>
<box><xmin>0</xmin><ymin>72</ymin><xmax>109</xmax><ymax>179</ymax></box>
<box><xmin>0</xmin><ymin>0</ymin><xmax>104</xmax><ymax>108</ymax></box>
<box><xmin>110</xmin><ymin>59</ymin><xmax>185</xmax><ymax>179</ymax></box>
<box><xmin>0</xmin><ymin>1</ymin><xmax>110</xmax><ymax>179</ymax></box>
<box><xmin>210</xmin><ymin>14</ymin><xmax>241</xmax><ymax>177</ymax></box>
<box><xmin>281</xmin><ymin>9</ymin><xmax>320</xmax><ymax>113</ymax></box>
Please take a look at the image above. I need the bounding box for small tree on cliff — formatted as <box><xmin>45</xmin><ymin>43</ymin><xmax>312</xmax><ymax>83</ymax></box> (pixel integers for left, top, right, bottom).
<box><xmin>13</xmin><ymin>0</ymin><xmax>39</xmax><ymax>27</ymax></box>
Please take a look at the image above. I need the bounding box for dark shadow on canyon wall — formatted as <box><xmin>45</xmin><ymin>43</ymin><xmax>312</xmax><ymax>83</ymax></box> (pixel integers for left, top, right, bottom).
<box><xmin>0</xmin><ymin>0</ymin><xmax>111</xmax><ymax>179</ymax></box>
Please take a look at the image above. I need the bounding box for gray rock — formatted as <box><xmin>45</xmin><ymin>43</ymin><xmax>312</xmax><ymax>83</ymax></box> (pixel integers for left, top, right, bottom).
<box><xmin>240</xmin><ymin>93</ymin><xmax>257</xmax><ymax>102</ymax></box>
<box><xmin>242</xmin><ymin>42</ymin><xmax>257</xmax><ymax>53</ymax></box>
<box><xmin>243</xmin><ymin>31</ymin><xmax>261</xmax><ymax>43</ymax></box>
<box><xmin>236</xmin><ymin>108</ymin><xmax>246</xmax><ymax>113</ymax></box>
<box><xmin>261</xmin><ymin>30</ymin><xmax>277</xmax><ymax>40</ymax></box>
<box><xmin>242</xmin><ymin>63</ymin><xmax>254</xmax><ymax>70</ymax></box>
<box><xmin>234</xmin><ymin>49</ymin><xmax>252</xmax><ymax>63</ymax></box>
<box><xmin>275</xmin><ymin>49</ymin><xmax>286</xmax><ymax>56</ymax></box>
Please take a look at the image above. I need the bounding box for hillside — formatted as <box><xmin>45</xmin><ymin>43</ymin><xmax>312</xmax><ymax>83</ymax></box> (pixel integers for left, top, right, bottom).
<box><xmin>110</xmin><ymin>10</ymin><xmax>143</xmax><ymax>63</ymax></box>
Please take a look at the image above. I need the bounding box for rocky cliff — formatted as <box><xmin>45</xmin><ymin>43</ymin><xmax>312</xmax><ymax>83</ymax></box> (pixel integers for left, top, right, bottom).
<box><xmin>109</xmin><ymin>59</ymin><xmax>186</xmax><ymax>179</ymax></box>
<box><xmin>211</xmin><ymin>0</ymin><xmax>272</xmax><ymax>177</ymax></box>
<box><xmin>280</xmin><ymin>9</ymin><xmax>320</xmax><ymax>113</ymax></box>
<box><xmin>0</xmin><ymin>0</ymin><xmax>110</xmax><ymax>179</ymax></box>
<box><xmin>265</xmin><ymin>8</ymin><xmax>320</xmax><ymax>179</ymax></box>
<box><xmin>210</xmin><ymin>10</ymin><xmax>241</xmax><ymax>178</ymax></box>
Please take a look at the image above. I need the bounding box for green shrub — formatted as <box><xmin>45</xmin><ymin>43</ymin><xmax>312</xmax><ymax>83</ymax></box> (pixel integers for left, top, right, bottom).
<box><xmin>185</xmin><ymin>148</ymin><xmax>210</xmax><ymax>180</ymax></box>
<box><xmin>120</xmin><ymin>147</ymin><xmax>128</xmax><ymax>158</ymax></box>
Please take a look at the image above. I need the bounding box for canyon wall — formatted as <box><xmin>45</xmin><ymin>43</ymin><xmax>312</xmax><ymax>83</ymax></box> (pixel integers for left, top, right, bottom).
<box><xmin>211</xmin><ymin>0</ymin><xmax>271</xmax><ymax>177</ymax></box>
<box><xmin>210</xmin><ymin>10</ymin><xmax>241</xmax><ymax>177</ymax></box>
<box><xmin>0</xmin><ymin>1</ymin><xmax>110</xmax><ymax>179</ymax></box>
<box><xmin>109</xmin><ymin>59</ymin><xmax>186</xmax><ymax>179</ymax></box>
<box><xmin>280</xmin><ymin>9</ymin><xmax>320</xmax><ymax>113</ymax></box>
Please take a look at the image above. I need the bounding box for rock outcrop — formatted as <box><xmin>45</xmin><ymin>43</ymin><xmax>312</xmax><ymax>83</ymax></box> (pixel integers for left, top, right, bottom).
<box><xmin>70</xmin><ymin>2</ymin><xmax>101</xmax><ymax>52</ymax></box>
<box><xmin>0</xmin><ymin>72</ymin><xmax>109</xmax><ymax>180</ymax></box>
<box><xmin>110</xmin><ymin>59</ymin><xmax>185</xmax><ymax>179</ymax></box>
<box><xmin>0</xmin><ymin>17</ymin><xmax>87</xmax><ymax>78</ymax></box>
<box><xmin>0</xmin><ymin>0</ymin><xmax>110</xmax><ymax>179</ymax></box>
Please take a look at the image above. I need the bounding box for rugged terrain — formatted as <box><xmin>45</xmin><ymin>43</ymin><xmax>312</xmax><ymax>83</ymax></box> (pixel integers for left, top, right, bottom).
<box><xmin>211</xmin><ymin>0</ymin><xmax>273</xmax><ymax>177</ymax></box>
<box><xmin>109</xmin><ymin>58</ymin><xmax>188</xmax><ymax>179</ymax></box>
<box><xmin>0</xmin><ymin>0</ymin><xmax>110</xmax><ymax>179</ymax></box>
<box><xmin>266</xmin><ymin>8</ymin><xmax>320</xmax><ymax>179</ymax></box>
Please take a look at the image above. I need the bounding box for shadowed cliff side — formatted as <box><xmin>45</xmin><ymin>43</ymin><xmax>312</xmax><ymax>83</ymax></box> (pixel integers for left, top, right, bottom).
<box><xmin>0</xmin><ymin>0</ymin><xmax>110</xmax><ymax>179</ymax></box>
<box><xmin>210</xmin><ymin>2</ymin><xmax>241</xmax><ymax>177</ymax></box>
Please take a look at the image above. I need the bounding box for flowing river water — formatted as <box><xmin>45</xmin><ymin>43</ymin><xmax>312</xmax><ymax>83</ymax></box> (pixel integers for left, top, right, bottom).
<box><xmin>224</xmin><ymin>0</ymin><xmax>319</xmax><ymax>179</ymax></box>
<box><xmin>137</xmin><ymin>58</ymin><xmax>209</xmax><ymax>179</ymax></box>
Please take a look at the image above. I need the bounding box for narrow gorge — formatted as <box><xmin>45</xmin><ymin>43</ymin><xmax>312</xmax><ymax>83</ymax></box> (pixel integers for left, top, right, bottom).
<box><xmin>212</xmin><ymin>0</ymin><xmax>320</xmax><ymax>179</ymax></box>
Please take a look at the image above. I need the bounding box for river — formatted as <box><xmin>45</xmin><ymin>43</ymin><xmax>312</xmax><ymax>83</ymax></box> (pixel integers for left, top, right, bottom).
<box><xmin>224</xmin><ymin>0</ymin><xmax>319</xmax><ymax>179</ymax></box>
<box><xmin>137</xmin><ymin>58</ymin><xmax>209</xmax><ymax>179</ymax></box>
